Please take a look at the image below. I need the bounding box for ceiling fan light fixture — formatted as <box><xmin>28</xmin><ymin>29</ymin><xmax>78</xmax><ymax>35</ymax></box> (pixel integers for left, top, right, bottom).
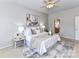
<box><xmin>46</xmin><ymin>4</ymin><xmax>54</xmax><ymax>8</ymax></box>
<box><xmin>41</xmin><ymin>0</ymin><xmax>59</xmax><ymax>9</ymax></box>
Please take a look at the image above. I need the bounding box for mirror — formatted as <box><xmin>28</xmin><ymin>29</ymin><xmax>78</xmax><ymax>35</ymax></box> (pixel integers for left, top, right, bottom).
<box><xmin>54</xmin><ymin>19</ymin><xmax>60</xmax><ymax>33</ymax></box>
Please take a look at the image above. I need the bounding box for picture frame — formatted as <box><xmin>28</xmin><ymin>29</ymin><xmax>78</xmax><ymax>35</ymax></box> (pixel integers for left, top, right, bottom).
<box><xmin>26</xmin><ymin>14</ymin><xmax>40</xmax><ymax>26</ymax></box>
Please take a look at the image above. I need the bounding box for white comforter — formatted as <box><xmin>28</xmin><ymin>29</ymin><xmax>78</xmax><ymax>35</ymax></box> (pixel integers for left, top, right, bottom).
<box><xmin>31</xmin><ymin>33</ymin><xmax>61</xmax><ymax>55</ymax></box>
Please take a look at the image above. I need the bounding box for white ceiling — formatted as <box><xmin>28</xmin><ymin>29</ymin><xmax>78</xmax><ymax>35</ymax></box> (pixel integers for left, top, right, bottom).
<box><xmin>1</xmin><ymin>0</ymin><xmax>79</xmax><ymax>14</ymax></box>
<box><xmin>15</xmin><ymin>0</ymin><xmax>48</xmax><ymax>14</ymax></box>
<box><xmin>49</xmin><ymin>0</ymin><xmax>79</xmax><ymax>14</ymax></box>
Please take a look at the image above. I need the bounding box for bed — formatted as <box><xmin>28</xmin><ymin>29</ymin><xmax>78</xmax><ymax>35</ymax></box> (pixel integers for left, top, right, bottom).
<box><xmin>31</xmin><ymin>32</ymin><xmax>61</xmax><ymax>55</ymax></box>
<box><xmin>24</xmin><ymin>27</ymin><xmax>61</xmax><ymax>55</ymax></box>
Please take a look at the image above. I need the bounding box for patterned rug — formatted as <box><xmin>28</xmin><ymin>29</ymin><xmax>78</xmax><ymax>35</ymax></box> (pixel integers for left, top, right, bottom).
<box><xmin>23</xmin><ymin>41</ymin><xmax>74</xmax><ymax>58</ymax></box>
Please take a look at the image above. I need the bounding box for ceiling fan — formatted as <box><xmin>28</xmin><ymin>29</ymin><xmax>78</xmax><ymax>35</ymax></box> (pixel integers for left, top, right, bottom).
<box><xmin>41</xmin><ymin>0</ymin><xmax>60</xmax><ymax>8</ymax></box>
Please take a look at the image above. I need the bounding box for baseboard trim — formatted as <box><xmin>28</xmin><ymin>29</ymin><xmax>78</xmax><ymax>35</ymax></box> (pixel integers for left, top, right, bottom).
<box><xmin>0</xmin><ymin>44</ymin><xmax>13</xmax><ymax>50</ymax></box>
<box><xmin>61</xmin><ymin>35</ymin><xmax>75</xmax><ymax>40</ymax></box>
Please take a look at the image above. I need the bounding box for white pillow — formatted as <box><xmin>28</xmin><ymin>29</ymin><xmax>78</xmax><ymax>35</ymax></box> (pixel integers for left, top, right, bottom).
<box><xmin>32</xmin><ymin>32</ymin><xmax>48</xmax><ymax>38</ymax></box>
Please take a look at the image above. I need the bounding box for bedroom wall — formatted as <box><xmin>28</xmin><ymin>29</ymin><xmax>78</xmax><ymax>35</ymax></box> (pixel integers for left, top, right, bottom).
<box><xmin>0</xmin><ymin>2</ymin><xmax>48</xmax><ymax>49</ymax></box>
<box><xmin>48</xmin><ymin>7</ymin><xmax>79</xmax><ymax>40</ymax></box>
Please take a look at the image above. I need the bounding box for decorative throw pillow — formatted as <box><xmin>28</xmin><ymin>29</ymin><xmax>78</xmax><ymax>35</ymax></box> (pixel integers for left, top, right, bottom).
<box><xmin>31</xmin><ymin>27</ymin><xmax>40</xmax><ymax>35</ymax></box>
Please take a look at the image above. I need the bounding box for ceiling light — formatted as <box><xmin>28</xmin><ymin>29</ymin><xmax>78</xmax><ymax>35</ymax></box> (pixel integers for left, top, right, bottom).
<box><xmin>41</xmin><ymin>0</ymin><xmax>59</xmax><ymax>9</ymax></box>
<box><xmin>46</xmin><ymin>4</ymin><xmax>54</xmax><ymax>8</ymax></box>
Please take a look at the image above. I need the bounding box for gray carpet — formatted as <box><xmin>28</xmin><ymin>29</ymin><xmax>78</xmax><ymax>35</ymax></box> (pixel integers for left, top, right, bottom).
<box><xmin>23</xmin><ymin>41</ymin><xmax>74</xmax><ymax>58</ymax></box>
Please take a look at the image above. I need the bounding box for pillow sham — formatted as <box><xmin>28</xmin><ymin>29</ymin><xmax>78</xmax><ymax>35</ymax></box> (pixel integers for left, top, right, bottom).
<box><xmin>31</xmin><ymin>27</ymin><xmax>40</xmax><ymax>35</ymax></box>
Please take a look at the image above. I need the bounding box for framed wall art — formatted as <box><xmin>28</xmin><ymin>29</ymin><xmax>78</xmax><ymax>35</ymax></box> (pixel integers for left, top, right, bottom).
<box><xmin>26</xmin><ymin>14</ymin><xmax>40</xmax><ymax>26</ymax></box>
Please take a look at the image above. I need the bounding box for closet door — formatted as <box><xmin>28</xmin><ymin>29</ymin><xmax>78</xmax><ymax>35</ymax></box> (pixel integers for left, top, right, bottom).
<box><xmin>54</xmin><ymin>19</ymin><xmax>60</xmax><ymax>33</ymax></box>
<box><xmin>75</xmin><ymin>16</ymin><xmax>79</xmax><ymax>40</ymax></box>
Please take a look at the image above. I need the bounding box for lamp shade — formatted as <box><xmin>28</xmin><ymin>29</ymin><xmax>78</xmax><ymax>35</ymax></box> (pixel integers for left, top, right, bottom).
<box><xmin>42</xmin><ymin>25</ymin><xmax>45</xmax><ymax>29</ymax></box>
<box><xmin>18</xmin><ymin>26</ymin><xmax>24</xmax><ymax>32</ymax></box>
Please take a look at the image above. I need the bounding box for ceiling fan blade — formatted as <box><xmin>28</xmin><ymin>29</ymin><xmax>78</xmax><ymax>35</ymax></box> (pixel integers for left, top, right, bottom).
<box><xmin>44</xmin><ymin>0</ymin><xmax>47</xmax><ymax>3</ymax></box>
<box><xmin>53</xmin><ymin>3</ymin><xmax>62</xmax><ymax>8</ymax></box>
<box><xmin>54</xmin><ymin>0</ymin><xmax>60</xmax><ymax>3</ymax></box>
<box><xmin>48</xmin><ymin>0</ymin><xmax>52</xmax><ymax>2</ymax></box>
<box><xmin>51</xmin><ymin>0</ymin><xmax>60</xmax><ymax>4</ymax></box>
<box><xmin>40</xmin><ymin>6</ymin><xmax>46</xmax><ymax>8</ymax></box>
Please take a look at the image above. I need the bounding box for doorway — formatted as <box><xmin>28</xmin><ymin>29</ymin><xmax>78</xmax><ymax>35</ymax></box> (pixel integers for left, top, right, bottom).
<box><xmin>54</xmin><ymin>19</ymin><xmax>60</xmax><ymax>33</ymax></box>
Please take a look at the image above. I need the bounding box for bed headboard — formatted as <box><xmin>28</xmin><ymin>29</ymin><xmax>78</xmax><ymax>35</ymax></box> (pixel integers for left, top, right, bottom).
<box><xmin>26</xmin><ymin>14</ymin><xmax>46</xmax><ymax>35</ymax></box>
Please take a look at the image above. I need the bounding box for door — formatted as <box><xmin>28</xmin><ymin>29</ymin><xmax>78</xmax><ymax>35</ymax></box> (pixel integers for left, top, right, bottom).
<box><xmin>75</xmin><ymin>16</ymin><xmax>79</xmax><ymax>40</ymax></box>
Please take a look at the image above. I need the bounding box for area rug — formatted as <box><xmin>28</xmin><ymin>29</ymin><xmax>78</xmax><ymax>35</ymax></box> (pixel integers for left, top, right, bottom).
<box><xmin>23</xmin><ymin>41</ymin><xmax>74</xmax><ymax>58</ymax></box>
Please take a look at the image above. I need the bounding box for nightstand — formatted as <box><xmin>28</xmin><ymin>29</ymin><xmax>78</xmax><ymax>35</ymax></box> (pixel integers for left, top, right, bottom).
<box><xmin>13</xmin><ymin>38</ymin><xmax>26</xmax><ymax>48</ymax></box>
